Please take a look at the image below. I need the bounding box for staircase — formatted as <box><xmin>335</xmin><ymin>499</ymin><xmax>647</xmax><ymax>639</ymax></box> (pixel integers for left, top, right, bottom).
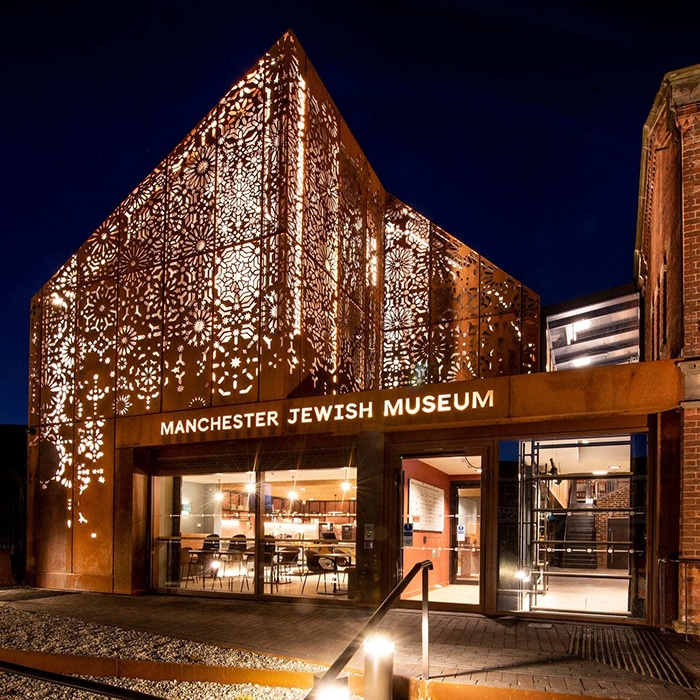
<box><xmin>563</xmin><ymin>512</ymin><xmax>598</xmax><ymax>569</ymax></box>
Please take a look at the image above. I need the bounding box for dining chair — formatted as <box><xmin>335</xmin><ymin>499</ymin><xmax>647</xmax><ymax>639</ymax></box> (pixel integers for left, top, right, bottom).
<box><xmin>202</xmin><ymin>533</ymin><xmax>221</xmax><ymax>550</ymax></box>
<box><xmin>332</xmin><ymin>547</ymin><xmax>353</xmax><ymax>586</ymax></box>
<box><xmin>222</xmin><ymin>534</ymin><xmax>248</xmax><ymax>588</ymax></box>
<box><xmin>332</xmin><ymin>546</ymin><xmax>352</xmax><ymax>561</ymax></box>
<box><xmin>199</xmin><ymin>534</ymin><xmax>223</xmax><ymax>589</ymax></box>
<box><xmin>262</xmin><ymin>536</ymin><xmax>280</xmax><ymax>592</ymax></box>
<box><xmin>238</xmin><ymin>546</ymin><xmax>256</xmax><ymax>592</ymax></box>
<box><xmin>229</xmin><ymin>533</ymin><xmax>248</xmax><ymax>553</ymax></box>
<box><xmin>276</xmin><ymin>546</ymin><xmax>300</xmax><ymax>582</ymax></box>
<box><xmin>301</xmin><ymin>550</ymin><xmax>335</xmax><ymax>594</ymax></box>
<box><xmin>180</xmin><ymin>546</ymin><xmax>199</xmax><ymax>585</ymax></box>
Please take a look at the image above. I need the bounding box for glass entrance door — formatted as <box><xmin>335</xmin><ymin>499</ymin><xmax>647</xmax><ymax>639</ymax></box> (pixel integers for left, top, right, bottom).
<box><xmin>400</xmin><ymin>452</ymin><xmax>483</xmax><ymax>607</ymax></box>
<box><xmin>454</xmin><ymin>483</ymin><xmax>481</xmax><ymax>592</ymax></box>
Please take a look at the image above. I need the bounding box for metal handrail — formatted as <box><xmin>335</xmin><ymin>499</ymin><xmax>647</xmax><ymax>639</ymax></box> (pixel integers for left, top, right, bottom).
<box><xmin>0</xmin><ymin>658</ymin><xmax>166</xmax><ymax>699</ymax></box>
<box><xmin>658</xmin><ymin>556</ymin><xmax>700</xmax><ymax>639</ymax></box>
<box><xmin>307</xmin><ymin>559</ymin><xmax>434</xmax><ymax>699</ymax></box>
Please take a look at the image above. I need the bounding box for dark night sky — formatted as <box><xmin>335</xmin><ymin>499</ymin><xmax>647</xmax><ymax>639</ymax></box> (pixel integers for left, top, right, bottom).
<box><xmin>3</xmin><ymin>0</ymin><xmax>700</xmax><ymax>425</ymax></box>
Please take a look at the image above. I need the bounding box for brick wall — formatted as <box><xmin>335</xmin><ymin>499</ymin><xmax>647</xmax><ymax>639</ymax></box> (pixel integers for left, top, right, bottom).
<box><xmin>639</xmin><ymin>91</ymin><xmax>682</xmax><ymax>361</ymax></box>
<box><xmin>678</xmin><ymin>104</ymin><xmax>700</xmax><ymax>626</ymax></box>
<box><xmin>681</xmin><ymin>407</ymin><xmax>700</xmax><ymax>562</ymax></box>
<box><xmin>638</xmin><ymin>68</ymin><xmax>700</xmax><ymax>628</ymax></box>
<box><xmin>681</xmin><ymin>407</ymin><xmax>700</xmax><ymax>623</ymax></box>
<box><xmin>679</xmin><ymin>105</ymin><xmax>700</xmax><ymax>358</ymax></box>
<box><xmin>594</xmin><ymin>482</ymin><xmax>631</xmax><ymax>568</ymax></box>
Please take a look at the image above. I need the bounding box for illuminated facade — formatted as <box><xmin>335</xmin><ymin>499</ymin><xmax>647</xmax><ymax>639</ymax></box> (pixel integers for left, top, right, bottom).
<box><xmin>28</xmin><ymin>32</ymin><xmax>537</xmax><ymax>495</ymax></box>
<box><xmin>26</xmin><ymin>32</ymin><xmax>684</xmax><ymax>625</ymax></box>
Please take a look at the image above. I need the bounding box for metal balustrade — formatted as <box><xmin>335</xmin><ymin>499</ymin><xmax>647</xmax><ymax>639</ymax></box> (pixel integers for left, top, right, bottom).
<box><xmin>307</xmin><ymin>559</ymin><xmax>434</xmax><ymax>699</ymax></box>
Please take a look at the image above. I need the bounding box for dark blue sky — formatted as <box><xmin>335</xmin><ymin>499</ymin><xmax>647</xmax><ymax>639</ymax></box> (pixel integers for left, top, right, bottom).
<box><xmin>3</xmin><ymin>0</ymin><xmax>700</xmax><ymax>425</ymax></box>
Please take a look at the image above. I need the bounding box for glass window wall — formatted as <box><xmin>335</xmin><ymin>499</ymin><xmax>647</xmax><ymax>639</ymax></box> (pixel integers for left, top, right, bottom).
<box><xmin>152</xmin><ymin>466</ymin><xmax>357</xmax><ymax>598</ymax></box>
<box><xmin>497</xmin><ymin>433</ymin><xmax>647</xmax><ymax>618</ymax></box>
<box><xmin>153</xmin><ymin>472</ymin><xmax>257</xmax><ymax>593</ymax></box>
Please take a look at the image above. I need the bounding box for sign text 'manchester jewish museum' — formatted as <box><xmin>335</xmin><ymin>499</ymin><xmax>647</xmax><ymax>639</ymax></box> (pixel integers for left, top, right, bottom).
<box><xmin>160</xmin><ymin>388</ymin><xmax>495</xmax><ymax>438</ymax></box>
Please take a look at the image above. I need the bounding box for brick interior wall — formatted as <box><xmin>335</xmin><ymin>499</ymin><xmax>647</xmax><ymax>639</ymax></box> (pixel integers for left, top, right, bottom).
<box><xmin>594</xmin><ymin>482</ymin><xmax>631</xmax><ymax>568</ymax></box>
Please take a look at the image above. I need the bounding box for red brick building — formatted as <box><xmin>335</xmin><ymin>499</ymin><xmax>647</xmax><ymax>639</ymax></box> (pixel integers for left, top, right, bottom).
<box><xmin>637</xmin><ymin>64</ymin><xmax>700</xmax><ymax>632</ymax></box>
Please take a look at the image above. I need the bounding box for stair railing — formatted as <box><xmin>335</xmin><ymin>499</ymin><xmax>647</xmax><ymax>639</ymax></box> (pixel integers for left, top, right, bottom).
<box><xmin>306</xmin><ymin>559</ymin><xmax>434</xmax><ymax>699</ymax></box>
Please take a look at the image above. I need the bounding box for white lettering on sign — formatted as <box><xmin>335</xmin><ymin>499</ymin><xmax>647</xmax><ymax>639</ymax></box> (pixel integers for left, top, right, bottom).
<box><xmin>383</xmin><ymin>390</ymin><xmax>493</xmax><ymax>417</ymax></box>
<box><xmin>287</xmin><ymin>401</ymin><xmax>373</xmax><ymax>425</ymax></box>
<box><xmin>160</xmin><ymin>410</ymin><xmax>279</xmax><ymax>436</ymax></box>
<box><xmin>159</xmin><ymin>389</ymin><xmax>494</xmax><ymax>438</ymax></box>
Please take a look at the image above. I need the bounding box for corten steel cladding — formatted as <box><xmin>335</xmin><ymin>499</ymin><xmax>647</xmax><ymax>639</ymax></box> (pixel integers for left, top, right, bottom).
<box><xmin>27</xmin><ymin>31</ymin><xmax>538</xmax><ymax>589</ymax></box>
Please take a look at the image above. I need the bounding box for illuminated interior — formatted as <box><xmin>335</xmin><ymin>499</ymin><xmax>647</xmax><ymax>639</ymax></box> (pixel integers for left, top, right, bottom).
<box><xmin>498</xmin><ymin>434</ymin><xmax>647</xmax><ymax>617</ymax></box>
<box><xmin>153</xmin><ymin>468</ymin><xmax>357</xmax><ymax>597</ymax></box>
<box><xmin>401</xmin><ymin>453</ymin><xmax>483</xmax><ymax>606</ymax></box>
<box><xmin>545</xmin><ymin>288</ymin><xmax>640</xmax><ymax>371</ymax></box>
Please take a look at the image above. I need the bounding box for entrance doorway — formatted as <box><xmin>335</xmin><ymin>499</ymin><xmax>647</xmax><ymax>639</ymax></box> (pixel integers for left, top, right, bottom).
<box><xmin>497</xmin><ymin>433</ymin><xmax>648</xmax><ymax>619</ymax></box>
<box><xmin>400</xmin><ymin>452</ymin><xmax>483</xmax><ymax>608</ymax></box>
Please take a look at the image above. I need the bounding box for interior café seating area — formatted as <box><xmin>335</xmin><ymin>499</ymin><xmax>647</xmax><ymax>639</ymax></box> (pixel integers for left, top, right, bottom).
<box><xmin>153</xmin><ymin>468</ymin><xmax>357</xmax><ymax>598</ymax></box>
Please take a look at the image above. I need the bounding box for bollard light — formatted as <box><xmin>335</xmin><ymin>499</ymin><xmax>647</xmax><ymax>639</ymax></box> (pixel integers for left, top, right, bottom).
<box><xmin>364</xmin><ymin>634</ymin><xmax>394</xmax><ymax>700</ymax></box>
<box><xmin>315</xmin><ymin>681</ymin><xmax>349</xmax><ymax>700</ymax></box>
<box><xmin>313</xmin><ymin>672</ymin><xmax>349</xmax><ymax>700</ymax></box>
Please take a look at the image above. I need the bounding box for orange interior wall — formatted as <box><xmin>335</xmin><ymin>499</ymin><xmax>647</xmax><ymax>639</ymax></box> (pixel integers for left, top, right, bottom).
<box><xmin>401</xmin><ymin>458</ymin><xmax>454</xmax><ymax>597</ymax></box>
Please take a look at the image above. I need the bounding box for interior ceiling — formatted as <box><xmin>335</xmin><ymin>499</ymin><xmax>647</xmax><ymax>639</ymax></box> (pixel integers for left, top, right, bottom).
<box><xmin>184</xmin><ymin>468</ymin><xmax>355</xmax><ymax>484</ymax></box>
<box><xmin>182</xmin><ymin>441</ymin><xmax>628</xmax><ymax>486</ymax></box>
<box><xmin>546</xmin><ymin>292</ymin><xmax>640</xmax><ymax>371</ymax></box>
<box><xmin>414</xmin><ymin>439</ymin><xmax>630</xmax><ymax>477</ymax></box>
<box><xmin>183</xmin><ymin>469</ymin><xmax>357</xmax><ymax>501</ymax></box>
<box><xmin>418</xmin><ymin>455</ymin><xmax>482</xmax><ymax>475</ymax></box>
<box><xmin>537</xmin><ymin>444</ymin><xmax>630</xmax><ymax>475</ymax></box>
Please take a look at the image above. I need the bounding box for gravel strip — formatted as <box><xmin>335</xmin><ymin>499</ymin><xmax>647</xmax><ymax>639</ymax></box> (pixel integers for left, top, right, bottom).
<box><xmin>0</xmin><ymin>601</ymin><xmax>330</xmax><ymax>699</ymax></box>
<box><xmin>0</xmin><ymin>605</ymin><xmax>323</xmax><ymax>671</ymax></box>
<box><xmin>0</xmin><ymin>674</ymin><xmax>309</xmax><ymax>699</ymax></box>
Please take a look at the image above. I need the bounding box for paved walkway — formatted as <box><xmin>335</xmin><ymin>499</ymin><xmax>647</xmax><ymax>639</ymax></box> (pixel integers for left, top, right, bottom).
<box><xmin>5</xmin><ymin>589</ymin><xmax>700</xmax><ymax>698</ymax></box>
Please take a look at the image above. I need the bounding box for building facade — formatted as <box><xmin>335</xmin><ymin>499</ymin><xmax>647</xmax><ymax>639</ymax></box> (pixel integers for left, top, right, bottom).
<box><xmin>27</xmin><ymin>32</ymin><xmax>687</xmax><ymax>626</ymax></box>
<box><xmin>637</xmin><ymin>64</ymin><xmax>700</xmax><ymax>632</ymax></box>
